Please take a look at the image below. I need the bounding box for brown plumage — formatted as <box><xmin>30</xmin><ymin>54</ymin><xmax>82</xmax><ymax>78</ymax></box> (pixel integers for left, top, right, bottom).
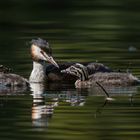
<box><xmin>75</xmin><ymin>72</ymin><xmax>139</xmax><ymax>88</ymax></box>
<box><xmin>0</xmin><ymin>71</ymin><xmax>29</xmax><ymax>87</ymax></box>
<box><xmin>61</xmin><ymin>63</ymin><xmax>140</xmax><ymax>88</ymax></box>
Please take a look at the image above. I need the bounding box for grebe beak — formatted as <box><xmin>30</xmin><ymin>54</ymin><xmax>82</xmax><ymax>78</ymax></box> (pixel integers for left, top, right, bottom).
<box><xmin>47</xmin><ymin>56</ymin><xmax>59</xmax><ymax>68</ymax></box>
<box><xmin>41</xmin><ymin>51</ymin><xmax>59</xmax><ymax>68</ymax></box>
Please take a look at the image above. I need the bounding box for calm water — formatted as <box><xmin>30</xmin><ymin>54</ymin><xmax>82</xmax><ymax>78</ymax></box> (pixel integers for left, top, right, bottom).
<box><xmin>0</xmin><ymin>0</ymin><xmax>140</xmax><ymax>140</ymax></box>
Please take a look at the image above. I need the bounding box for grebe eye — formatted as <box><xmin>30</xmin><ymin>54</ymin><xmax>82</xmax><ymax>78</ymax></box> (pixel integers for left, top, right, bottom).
<box><xmin>40</xmin><ymin>50</ymin><xmax>44</xmax><ymax>54</ymax></box>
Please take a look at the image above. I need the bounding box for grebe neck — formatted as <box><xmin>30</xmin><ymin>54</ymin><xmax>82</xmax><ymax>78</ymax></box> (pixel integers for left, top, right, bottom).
<box><xmin>29</xmin><ymin>61</ymin><xmax>47</xmax><ymax>83</ymax></box>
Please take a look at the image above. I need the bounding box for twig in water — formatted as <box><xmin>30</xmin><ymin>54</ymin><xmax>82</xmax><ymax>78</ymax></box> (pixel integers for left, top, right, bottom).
<box><xmin>95</xmin><ymin>81</ymin><xmax>114</xmax><ymax>101</ymax></box>
<box><xmin>95</xmin><ymin>81</ymin><xmax>109</xmax><ymax>97</ymax></box>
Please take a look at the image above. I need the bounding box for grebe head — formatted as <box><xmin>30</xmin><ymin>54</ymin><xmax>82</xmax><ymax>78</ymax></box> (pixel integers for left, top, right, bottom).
<box><xmin>30</xmin><ymin>38</ymin><xmax>59</xmax><ymax>68</ymax></box>
<box><xmin>61</xmin><ymin>63</ymin><xmax>89</xmax><ymax>81</ymax></box>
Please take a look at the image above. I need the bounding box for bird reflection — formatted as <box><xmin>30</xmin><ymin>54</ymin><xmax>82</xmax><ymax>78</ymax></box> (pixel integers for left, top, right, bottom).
<box><xmin>30</xmin><ymin>82</ymin><xmax>139</xmax><ymax>129</ymax></box>
<box><xmin>64</xmin><ymin>91</ymin><xmax>86</xmax><ymax>106</ymax></box>
<box><xmin>30</xmin><ymin>83</ymin><xmax>57</xmax><ymax>128</ymax></box>
<box><xmin>30</xmin><ymin>83</ymin><xmax>88</xmax><ymax>129</ymax></box>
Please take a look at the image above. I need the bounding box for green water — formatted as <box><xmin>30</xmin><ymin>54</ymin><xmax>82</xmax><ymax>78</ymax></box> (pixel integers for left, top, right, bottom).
<box><xmin>0</xmin><ymin>0</ymin><xmax>140</xmax><ymax>140</ymax></box>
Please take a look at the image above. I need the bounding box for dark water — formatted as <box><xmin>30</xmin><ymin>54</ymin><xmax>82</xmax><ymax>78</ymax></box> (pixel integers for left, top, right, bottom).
<box><xmin>0</xmin><ymin>0</ymin><xmax>140</xmax><ymax>140</ymax></box>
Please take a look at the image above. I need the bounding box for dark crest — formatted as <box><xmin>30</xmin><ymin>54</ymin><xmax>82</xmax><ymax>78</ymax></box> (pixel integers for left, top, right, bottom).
<box><xmin>30</xmin><ymin>38</ymin><xmax>49</xmax><ymax>48</ymax></box>
<box><xmin>30</xmin><ymin>38</ymin><xmax>52</xmax><ymax>55</ymax></box>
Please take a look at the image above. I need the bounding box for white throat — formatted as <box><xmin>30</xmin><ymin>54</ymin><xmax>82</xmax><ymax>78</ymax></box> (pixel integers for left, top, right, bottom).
<box><xmin>29</xmin><ymin>61</ymin><xmax>47</xmax><ymax>83</ymax></box>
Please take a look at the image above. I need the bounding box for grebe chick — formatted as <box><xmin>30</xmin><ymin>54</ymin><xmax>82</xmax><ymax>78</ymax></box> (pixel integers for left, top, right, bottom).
<box><xmin>61</xmin><ymin>63</ymin><xmax>140</xmax><ymax>88</ymax></box>
<box><xmin>45</xmin><ymin>62</ymin><xmax>113</xmax><ymax>83</ymax></box>
<box><xmin>0</xmin><ymin>65</ymin><xmax>29</xmax><ymax>87</ymax></box>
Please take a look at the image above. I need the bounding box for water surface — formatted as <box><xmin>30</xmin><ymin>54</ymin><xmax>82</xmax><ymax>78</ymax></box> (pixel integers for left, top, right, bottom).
<box><xmin>0</xmin><ymin>0</ymin><xmax>140</xmax><ymax>140</ymax></box>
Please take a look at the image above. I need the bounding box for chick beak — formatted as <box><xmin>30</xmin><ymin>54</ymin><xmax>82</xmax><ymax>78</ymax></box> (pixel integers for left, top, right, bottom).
<box><xmin>61</xmin><ymin>69</ymin><xmax>67</xmax><ymax>73</ymax></box>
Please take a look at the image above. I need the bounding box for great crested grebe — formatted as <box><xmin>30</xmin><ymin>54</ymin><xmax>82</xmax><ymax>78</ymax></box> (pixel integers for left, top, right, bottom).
<box><xmin>61</xmin><ymin>63</ymin><xmax>140</xmax><ymax>88</ymax></box>
<box><xmin>29</xmin><ymin>38</ymin><xmax>59</xmax><ymax>83</ymax></box>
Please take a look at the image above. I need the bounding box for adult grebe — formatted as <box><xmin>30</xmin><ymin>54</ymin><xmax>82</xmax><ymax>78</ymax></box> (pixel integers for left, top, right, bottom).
<box><xmin>61</xmin><ymin>63</ymin><xmax>140</xmax><ymax>88</ymax></box>
<box><xmin>29</xmin><ymin>38</ymin><xmax>59</xmax><ymax>83</ymax></box>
